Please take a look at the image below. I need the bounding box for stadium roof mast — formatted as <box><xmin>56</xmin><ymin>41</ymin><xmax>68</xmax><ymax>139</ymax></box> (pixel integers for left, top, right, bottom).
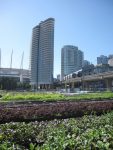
<box><xmin>0</xmin><ymin>48</ymin><xmax>1</xmax><ymax>69</ymax></box>
<box><xmin>10</xmin><ymin>49</ymin><xmax>13</xmax><ymax>69</ymax></box>
<box><xmin>20</xmin><ymin>51</ymin><xmax>24</xmax><ymax>83</ymax></box>
<box><xmin>20</xmin><ymin>51</ymin><xmax>24</xmax><ymax>70</ymax></box>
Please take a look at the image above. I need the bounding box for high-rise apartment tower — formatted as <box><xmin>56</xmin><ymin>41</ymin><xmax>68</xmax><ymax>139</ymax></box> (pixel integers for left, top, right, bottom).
<box><xmin>97</xmin><ymin>55</ymin><xmax>108</xmax><ymax>65</ymax></box>
<box><xmin>61</xmin><ymin>45</ymin><xmax>84</xmax><ymax>80</ymax></box>
<box><xmin>30</xmin><ymin>18</ymin><xmax>54</xmax><ymax>89</ymax></box>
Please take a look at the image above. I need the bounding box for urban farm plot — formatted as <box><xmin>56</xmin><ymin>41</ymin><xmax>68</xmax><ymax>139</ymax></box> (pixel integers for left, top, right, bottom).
<box><xmin>0</xmin><ymin>112</ymin><xmax>113</xmax><ymax>149</ymax></box>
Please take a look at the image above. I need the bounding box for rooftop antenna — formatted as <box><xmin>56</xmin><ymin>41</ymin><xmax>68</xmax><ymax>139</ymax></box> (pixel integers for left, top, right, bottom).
<box><xmin>10</xmin><ymin>49</ymin><xmax>13</xmax><ymax>69</ymax></box>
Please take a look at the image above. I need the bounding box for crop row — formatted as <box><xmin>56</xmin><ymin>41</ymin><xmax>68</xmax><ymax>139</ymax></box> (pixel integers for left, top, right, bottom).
<box><xmin>0</xmin><ymin>100</ymin><xmax>113</xmax><ymax>123</ymax></box>
<box><xmin>0</xmin><ymin>111</ymin><xmax>113</xmax><ymax>149</ymax></box>
<box><xmin>1</xmin><ymin>91</ymin><xmax>113</xmax><ymax>102</ymax></box>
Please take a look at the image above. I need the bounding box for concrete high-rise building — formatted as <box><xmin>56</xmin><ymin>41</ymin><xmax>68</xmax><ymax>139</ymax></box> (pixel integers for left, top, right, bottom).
<box><xmin>30</xmin><ymin>18</ymin><xmax>54</xmax><ymax>89</ymax></box>
<box><xmin>78</xmin><ymin>49</ymin><xmax>84</xmax><ymax>69</ymax></box>
<box><xmin>108</xmin><ymin>54</ymin><xmax>113</xmax><ymax>59</ymax></box>
<box><xmin>83</xmin><ymin>60</ymin><xmax>90</xmax><ymax>67</ymax></box>
<box><xmin>108</xmin><ymin>58</ymin><xmax>113</xmax><ymax>66</ymax></box>
<box><xmin>61</xmin><ymin>45</ymin><xmax>84</xmax><ymax>80</ymax></box>
<box><xmin>57</xmin><ymin>74</ymin><xmax>61</xmax><ymax>81</ymax></box>
<box><xmin>97</xmin><ymin>55</ymin><xmax>108</xmax><ymax>65</ymax></box>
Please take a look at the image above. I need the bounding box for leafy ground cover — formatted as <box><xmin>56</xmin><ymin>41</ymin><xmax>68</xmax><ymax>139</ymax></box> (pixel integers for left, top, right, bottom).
<box><xmin>0</xmin><ymin>91</ymin><xmax>113</xmax><ymax>149</ymax></box>
<box><xmin>0</xmin><ymin>111</ymin><xmax>113</xmax><ymax>149</ymax></box>
<box><xmin>1</xmin><ymin>91</ymin><xmax>113</xmax><ymax>102</ymax></box>
<box><xmin>1</xmin><ymin>92</ymin><xmax>65</xmax><ymax>102</ymax></box>
<box><xmin>0</xmin><ymin>99</ymin><xmax>113</xmax><ymax>123</ymax></box>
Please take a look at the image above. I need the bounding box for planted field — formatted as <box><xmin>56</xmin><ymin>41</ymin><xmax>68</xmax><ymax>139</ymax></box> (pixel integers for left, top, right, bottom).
<box><xmin>0</xmin><ymin>92</ymin><xmax>113</xmax><ymax>122</ymax></box>
<box><xmin>1</xmin><ymin>91</ymin><xmax>113</xmax><ymax>102</ymax></box>
<box><xmin>0</xmin><ymin>92</ymin><xmax>113</xmax><ymax>149</ymax></box>
<box><xmin>0</xmin><ymin>100</ymin><xmax>113</xmax><ymax>123</ymax></box>
<box><xmin>0</xmin><ymin>111</ymin><xmax>113</xmax><ymax>149</ymax></box>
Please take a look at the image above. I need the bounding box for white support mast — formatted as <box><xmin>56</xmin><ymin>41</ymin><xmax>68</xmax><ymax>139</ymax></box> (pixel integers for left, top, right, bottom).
<box><xmin>10</xmin><ymin>49</ymin><xmax>13</xmax><ymax>69</ymax></box>
<box><xmin>20</xmin><ymin>51</ymin><xmax>24</xmax><ymax>83</ymax></box>
<box><xmin>0</xmin><ymin>48</ymin><xmax>1</xmax><ymax>69</ymax></box>
<box><xmin>20</xmin><ymin>51</ymin><xmax>24</xmax><ymax>70</ymax></box>
<box><xmin>0</xmin><ymin>48</ymin><xmax>1</xmax><ymax>75</ymax></box>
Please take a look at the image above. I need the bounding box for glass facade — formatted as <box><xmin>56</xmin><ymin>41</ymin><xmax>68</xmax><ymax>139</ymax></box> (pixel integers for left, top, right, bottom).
<box><xmin>61</xmin><ymin>45</ymin><xmax>84</xmax><ymax>80</ymax></box>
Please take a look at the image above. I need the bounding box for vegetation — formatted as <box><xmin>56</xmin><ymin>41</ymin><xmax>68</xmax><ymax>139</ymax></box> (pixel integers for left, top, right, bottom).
<box><xmin>1</xmin><ymin>92</ymin><xmax>65</xmax><ymax>101</ymax></box>
<box><xmin>0</xmin><ymin>77</ymin><xmax>17</xmax><ymax>90</ymax></box>
<box><xmin>0</xmin><ymin>91</ymin><xmax>113</xmax><ymax>149</ymax></box>
<box><xmin>0</xmin><ymin>111</ymin><xmax>113</xmax><ymax>149</ymax></box>
<box><xmin>0</xmin><ymin>77</ymin><xmax>30</xmax><ymax>90</ymax></box>
<box><xmin>1</xmin><ymin>91</ymin><xmax>113</xmax><ymax>102</ymax></box>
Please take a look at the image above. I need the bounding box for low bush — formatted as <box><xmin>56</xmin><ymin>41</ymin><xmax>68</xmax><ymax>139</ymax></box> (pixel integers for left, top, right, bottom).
<box><xmin>0</xmin><ymin>100</ymin><xmax>113</xmax><ymax>123</ymax></box>
<box><xmin>0</xmin><ymin>111</ymin><xmax>113</xmax><ymax>149</ymax></box>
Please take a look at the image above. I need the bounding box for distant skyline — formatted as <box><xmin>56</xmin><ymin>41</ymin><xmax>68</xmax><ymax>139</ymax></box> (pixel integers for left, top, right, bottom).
<box><xmin>0</xmin><ymin>0</ymin><xmax>113</xmax><ymax>77</ymax></box>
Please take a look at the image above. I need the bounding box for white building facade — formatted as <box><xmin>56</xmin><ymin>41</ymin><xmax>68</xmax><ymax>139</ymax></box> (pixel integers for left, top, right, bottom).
<box><xmin>30</xmin><ymin>18</ymin><xmax>54</xmax><ymax>89</ymax></box>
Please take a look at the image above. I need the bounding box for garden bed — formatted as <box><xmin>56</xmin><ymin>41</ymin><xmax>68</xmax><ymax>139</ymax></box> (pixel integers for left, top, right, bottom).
<box><xmin>1</xmin><ymin>112</ymin><xmax>113</xmax><ymax>149</ymax></box>
<box><xmin>0</xmin><ymin>99</ymin><xmax>113</xmax><ymax>123</ymax></box>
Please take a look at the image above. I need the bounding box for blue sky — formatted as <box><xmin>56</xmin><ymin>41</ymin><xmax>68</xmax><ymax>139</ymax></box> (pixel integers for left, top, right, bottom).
<box><xmin>0</xmin><ymin>0</ymin><xmax>113</xmax><ymax>77</ymax></box>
